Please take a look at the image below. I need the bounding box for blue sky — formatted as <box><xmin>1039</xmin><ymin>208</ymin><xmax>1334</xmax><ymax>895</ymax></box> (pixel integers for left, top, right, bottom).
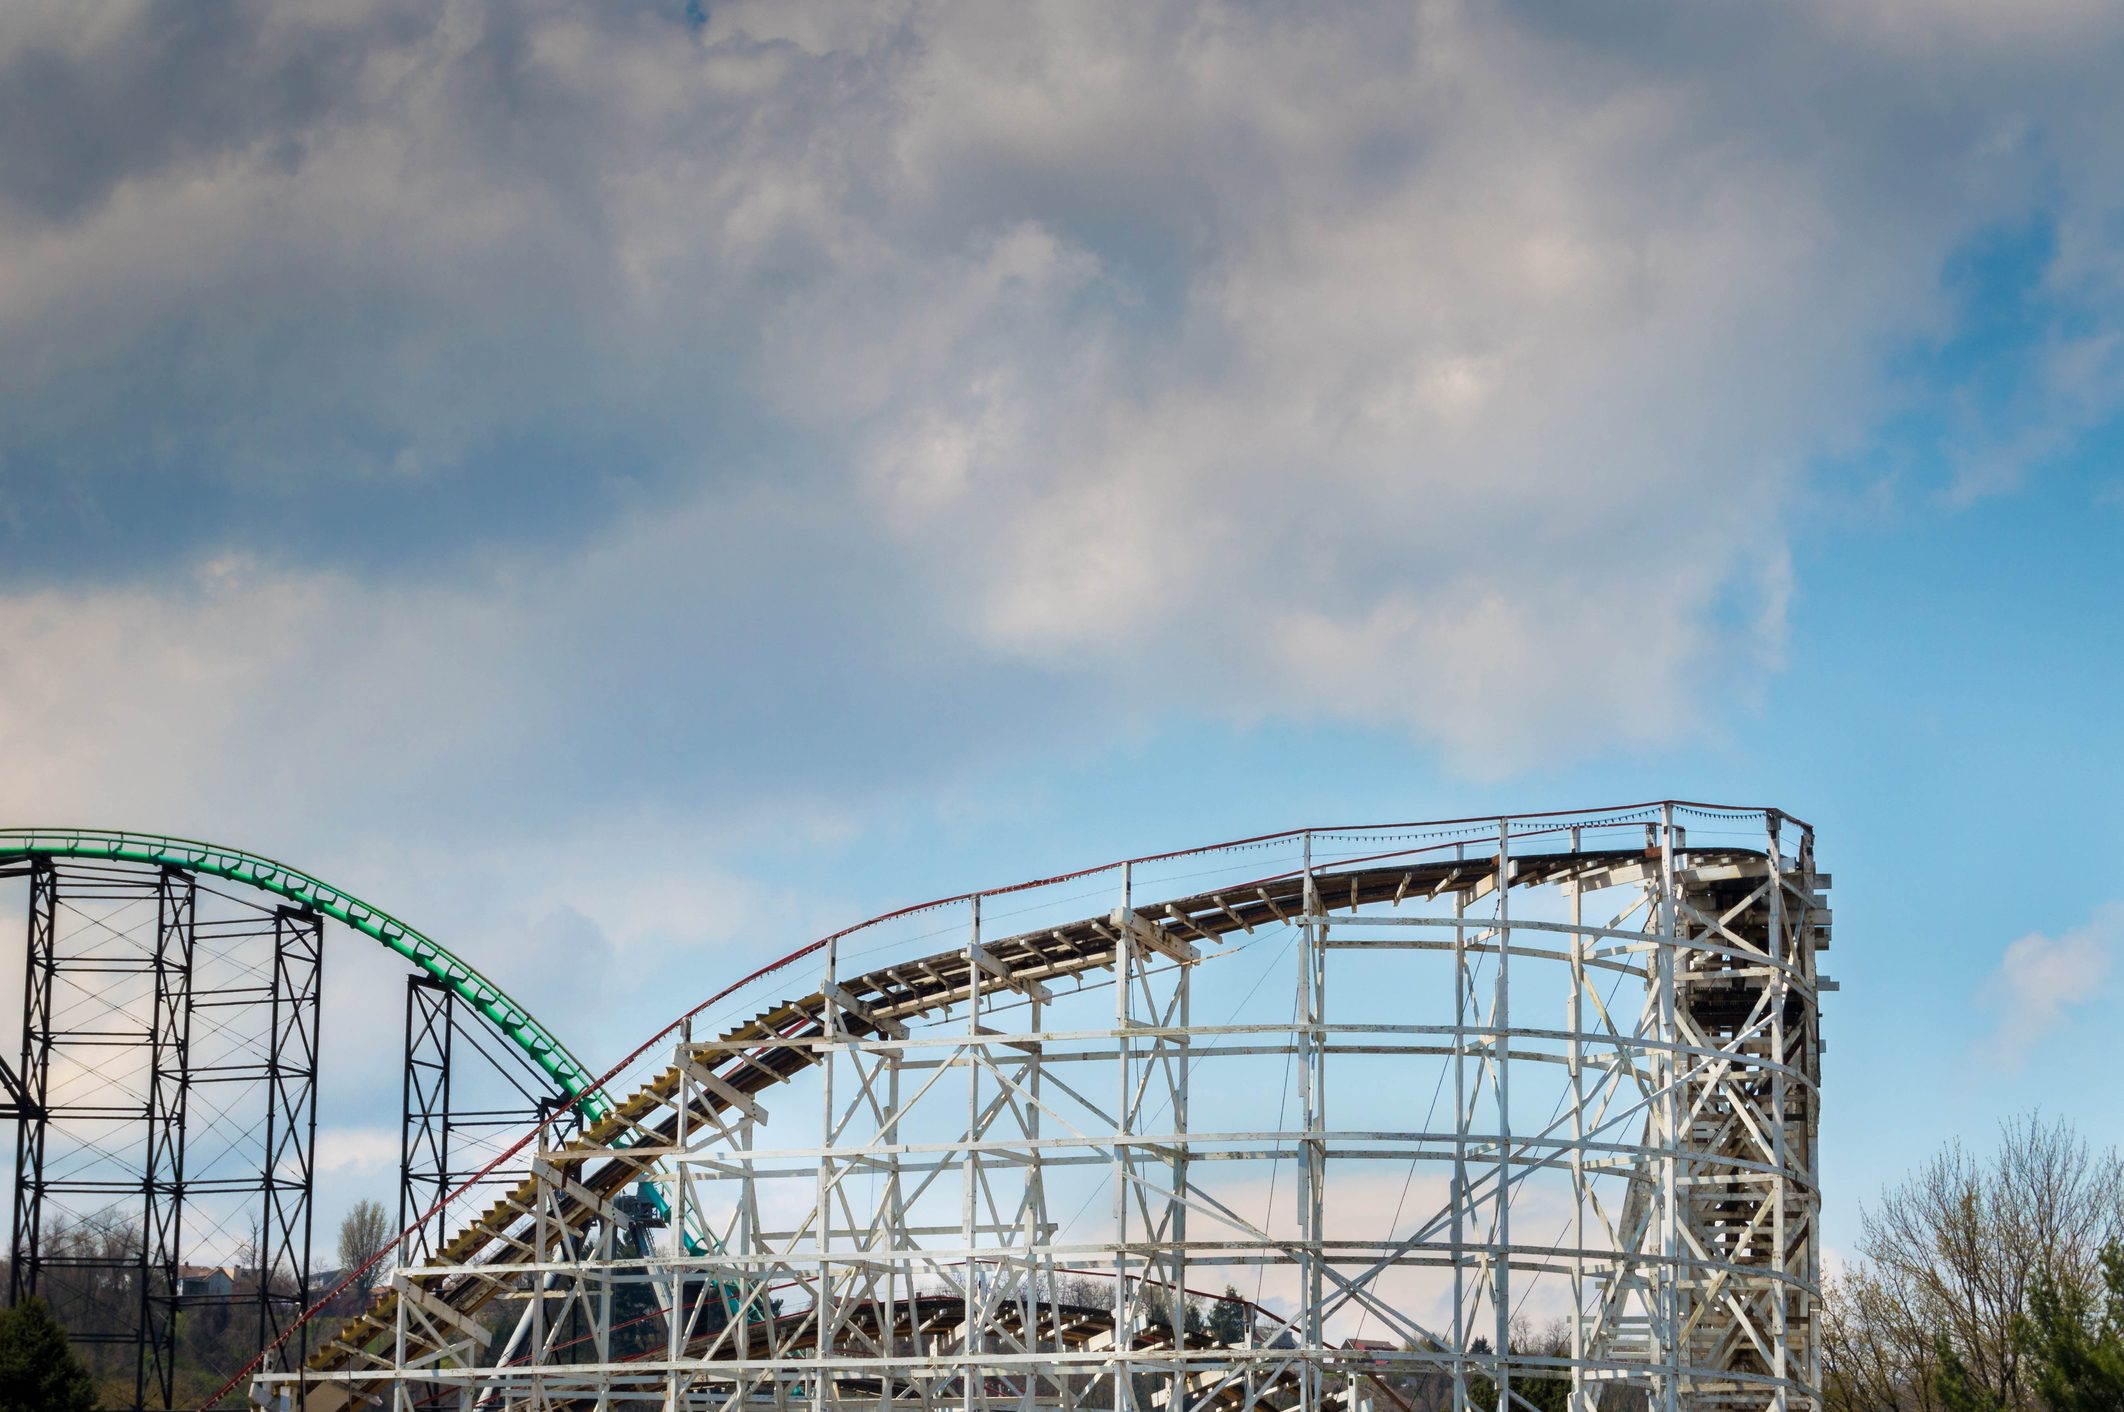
<box><xmin>2</xmin><ymin>0</ymin><xmax>2123</xmax><ymax>1261</ymax></box>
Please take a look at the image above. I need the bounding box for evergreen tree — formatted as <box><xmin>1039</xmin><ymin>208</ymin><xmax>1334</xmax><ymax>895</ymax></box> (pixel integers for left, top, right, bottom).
<box><xmin>1936</xmin><ymin>1242</ymin><xmax>2124</xmax><ymax>1412</ymax></box>
<box><xmin>1208</xmin><ymin>1285</ymin><xmax>1250</xmax><ymax>1345</ymax></box>
<box><xmin>1936</xmin><ymin>1340</ymin><xmax>2003</xmax><ymax>1412</ymax></box>
<box><xmin>1466</xmin><ymin>1326</ymin><xmax>1571</xmax><ymax>1412</ymax></box>
<box><xmin>2018</xmin><ymin>1245</ymin><xmax>2124</xmax><ymax>1412</ymax></box>
<box><xmin>0</xmin><ymin>1297</ymin><xmax>98</xmax><ymax>1412</ymax></box>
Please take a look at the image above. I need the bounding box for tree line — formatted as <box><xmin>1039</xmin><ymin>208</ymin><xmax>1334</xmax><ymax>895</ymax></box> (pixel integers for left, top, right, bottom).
<box><xmin>0</xmin><ymin>1198</ymin><xmax>400</xmax><ymax>1409</ymax></box>
<box><xmin>13</xmin><ymin>1125</ymin><xmax>2124</xmax><ymax>1411</ymax></box>
<box><xmin>1825</xmin><ymin>1113</ymin><xmax>2124</xmax><ymax>1412</ymax></box>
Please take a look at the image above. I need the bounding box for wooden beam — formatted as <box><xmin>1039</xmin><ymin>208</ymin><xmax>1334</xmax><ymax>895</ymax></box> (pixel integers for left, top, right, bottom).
<box><xmin>968</xmin><ymin>942</ymin><xmax>1054</xmax><ymax>1003</ymax></box>
<box><xmin>390</xmin><ymin>1272</ymin><xmax>493</xmax><ymax>1348</ymax></box>
<box><xmin>1110</xmin><ymin>907</ymin><xmax>1200</xmax><ymax>964</ymax></box>
<box><xmin>677</xmin><ymin>1052</ymin><xmax>770</xmax><ymax>1125</ymax></box>
<box><xmin>822</xmin><ymin>980</ymin><xmax>911</xmax><ymax>1039</ymax></box>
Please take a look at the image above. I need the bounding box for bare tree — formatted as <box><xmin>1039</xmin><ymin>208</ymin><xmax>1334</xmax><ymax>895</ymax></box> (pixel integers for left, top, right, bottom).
<box><xmin>337</xmin><ymin>1199</ymin><xmax>397</xmax><ymax>1303</ymax></box>
<box><xmin>1048</xmin><ymin>1271</ymin><xmax>1115</xmax><ymax>1313</ymax></box>
<box><xmin>36</xmin><ymin>1208</ymin><xmax>143</xmax><ymax>1375</ymax></box>
<box><xmin>1823</xmin><ymin>1114</ymin><xmax>2124</xmax><ymax>1412</ymax></box>
<box><xmin>1823</xmin><ymin>1265</ymin><xmax>1945</xmax><ymax>1412</ymax></box>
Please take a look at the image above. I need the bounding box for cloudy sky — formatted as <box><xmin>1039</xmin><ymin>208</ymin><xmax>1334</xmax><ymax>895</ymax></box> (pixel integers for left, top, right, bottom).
<box><xmin>4</xmin><ymin>0</ymin><xmax>2124</xmax><ymax>1257</ymax></box>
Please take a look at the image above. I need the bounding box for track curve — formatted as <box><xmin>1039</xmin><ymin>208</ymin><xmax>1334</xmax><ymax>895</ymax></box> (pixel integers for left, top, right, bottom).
<box><xmin>0</xmin><ymin>828</ymin><xmax>605</xmax><ymax>1118</ymax></box>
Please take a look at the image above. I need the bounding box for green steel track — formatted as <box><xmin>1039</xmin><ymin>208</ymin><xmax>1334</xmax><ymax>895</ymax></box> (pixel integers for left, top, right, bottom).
<box><xmin>0</xmin><ymin>828</ymin><xmax>608</xmax><ymax>1121</ymax></box>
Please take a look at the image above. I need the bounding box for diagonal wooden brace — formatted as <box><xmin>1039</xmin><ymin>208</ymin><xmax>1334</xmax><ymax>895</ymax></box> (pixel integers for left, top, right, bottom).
<box><xmin>677</xmin><ymin>1051</ymin><xmax>770</xmax><ymax>1126</ymax></box>
<box><xmin>390</xmin><ymin>1271</ymin><xmax>493</xmax><ymax>1348</ymax></box>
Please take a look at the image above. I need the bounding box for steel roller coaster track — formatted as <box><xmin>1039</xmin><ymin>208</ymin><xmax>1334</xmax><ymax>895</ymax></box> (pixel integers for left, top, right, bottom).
<box><xmin>0</xmin><ymin>829</ymin><xmax>606</xmax><ymax>1118</ymax></box>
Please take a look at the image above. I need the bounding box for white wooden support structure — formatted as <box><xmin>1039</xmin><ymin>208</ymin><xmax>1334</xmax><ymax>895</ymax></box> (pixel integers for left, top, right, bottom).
<box><xmin>260</xmin><ymin>805</ymin><xmax>1829</xmax><ymax>1412</ymax></box>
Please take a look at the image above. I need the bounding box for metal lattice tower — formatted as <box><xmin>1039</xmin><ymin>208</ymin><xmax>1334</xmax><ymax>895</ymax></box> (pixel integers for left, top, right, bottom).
<box><xmin>2</xmin><ymin>831</ymin><xmax>595</xmax><ymax>1409</ymax></box>
<box><xmin>5</xmin><ymin>860</ymin><xmax>324</xmax><ymax>1408</ymax></box>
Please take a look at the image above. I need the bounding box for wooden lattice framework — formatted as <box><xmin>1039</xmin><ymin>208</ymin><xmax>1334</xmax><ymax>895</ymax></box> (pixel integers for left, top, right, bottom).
<box><xmin>258</xmin><ymin>804</ymin><xmax>1830</xmax><ymax>1412</ymax></box>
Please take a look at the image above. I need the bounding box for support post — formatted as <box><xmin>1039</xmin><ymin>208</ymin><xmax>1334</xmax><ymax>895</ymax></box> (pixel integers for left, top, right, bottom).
<box><xmin>1298</xmin><ymin>835</ymin><xmax>1326</xmax><ymax>1412</ymax></box>
<box><xmin>140</xmin><ymin>865</ymin><xmax>197</xmax><ymax>1412</ymax></box>
<box><xmin>1656</xmin><ymin>804</ymin><xmax>1682</xmax><ymax>1412</ymax></box>
<box><xmin>1451</xmin><ymin>843</ymin><xmax>1470</xmax><ymax>1412</ymax></box>
<box><xmin>9</xmin><ymin>859</ymin><xmax>56</xmax><ymax>1306</ymax></box>
<box><xmin>400</xmin><ymin>975</ymin><xmax>455</xmax><ymax>1267</ymax></box>
<box><xmin>1767</xmin><ymin>812</ymin><xmax>1790</xmax><ymax>1412</ymax></box>
<box><xmin>1567</xmin><ymin>826</ymin><xmax>1589</xmax><ymax>1412</ymax></box>
<box><xmin>1493</xmin><ymin>820</ymin><xmax>1512</xmax><ymax>1412</ymax></box>
<box><xmin>257</xmin><ymin>907</ymin><xmax>323</xmax><ymax>1374</ymax></box>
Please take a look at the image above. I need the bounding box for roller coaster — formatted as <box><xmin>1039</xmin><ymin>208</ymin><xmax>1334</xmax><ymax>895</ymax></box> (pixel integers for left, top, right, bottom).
<box><xmin>3</xmin><ymin>803</ymin><xmax>1830</xmax><ymax>1412</ymax></box>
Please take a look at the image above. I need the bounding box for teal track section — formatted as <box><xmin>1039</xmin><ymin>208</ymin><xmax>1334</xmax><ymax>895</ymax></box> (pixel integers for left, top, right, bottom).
<box><xmin>0</xmin><ymin>828</ymin><xmax>611</xmax><ymax>1123</ymax></box>
<box><xmin>0</xmin><ymin>829</ymin><xmax>717</xmax><ymax>1256</ymax></box>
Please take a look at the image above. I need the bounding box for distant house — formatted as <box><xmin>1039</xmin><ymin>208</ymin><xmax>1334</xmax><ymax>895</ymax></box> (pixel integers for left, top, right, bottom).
<box><xmin>174</xmin><ymin>1264</ymin><xmax>253</xmax><ymax>1300</ymax></box>
<box><xmin>306</xmin><ymin>1267</ymin><xmax>351</xmax><ymax>1298</ymax></box>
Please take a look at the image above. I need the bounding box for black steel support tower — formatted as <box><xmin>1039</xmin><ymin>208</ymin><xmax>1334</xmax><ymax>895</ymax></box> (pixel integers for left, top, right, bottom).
<box><xmin>8</xmin><ymin>861</ymin><xmax>186</xmax><ymax>1403</ymax></box>
<box><xmin>7</xmin><ymin>860</ymin><xmax>325</xmax><ymax>1411</ymax></box>
<box><xmin>399</xmin><ymin>974</ymin><xmax>455</xmax><ymax>1267</ymax></box>
<box><xmin>141</xmin><ymin>865</ymin><xmax>196</xmax><ymax>1409</ymax></box>
<box><xmin>8</xmin><ymin>858</ymin><xmax>56</xmax><ymax>1305</ymax></box>
<box><xmin>399</xmin><ymin>973</ymin><xmax>576</xmax><ymax>1269</ymax></box>
<box><xmin>257</xmin><ymin>907</ymin><xmax>322</xmax><ymax>1369</ymax></box>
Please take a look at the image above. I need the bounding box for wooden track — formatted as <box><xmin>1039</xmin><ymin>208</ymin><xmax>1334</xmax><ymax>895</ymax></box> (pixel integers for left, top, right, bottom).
<box><xmin>291</xmin><ymin>845</ymin><xmax>1778</xmax><ymax>1408</ymax></box>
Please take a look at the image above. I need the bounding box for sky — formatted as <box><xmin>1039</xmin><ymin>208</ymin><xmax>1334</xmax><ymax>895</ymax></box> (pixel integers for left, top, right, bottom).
<box><xmin>2</xmin><ymin>0</ymin><xmax>2123</xmax><ymax>1267</ymax></box>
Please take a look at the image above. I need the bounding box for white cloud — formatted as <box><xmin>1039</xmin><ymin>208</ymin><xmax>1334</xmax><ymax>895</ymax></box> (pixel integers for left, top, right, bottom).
<box><xmin>0</xmin><ymin>0</ymin><xmax>2121</xmax><ymax>814</ymax></box>
<box><xmin>1977</xmin><ymin>901</ymin><xmax>2124</xmax><ymax>1069</ymax></box>
<box><xmin>315</xmin><ymin>1126</ymin><xmax>403</xmax><ymax>1176</ymax></box>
